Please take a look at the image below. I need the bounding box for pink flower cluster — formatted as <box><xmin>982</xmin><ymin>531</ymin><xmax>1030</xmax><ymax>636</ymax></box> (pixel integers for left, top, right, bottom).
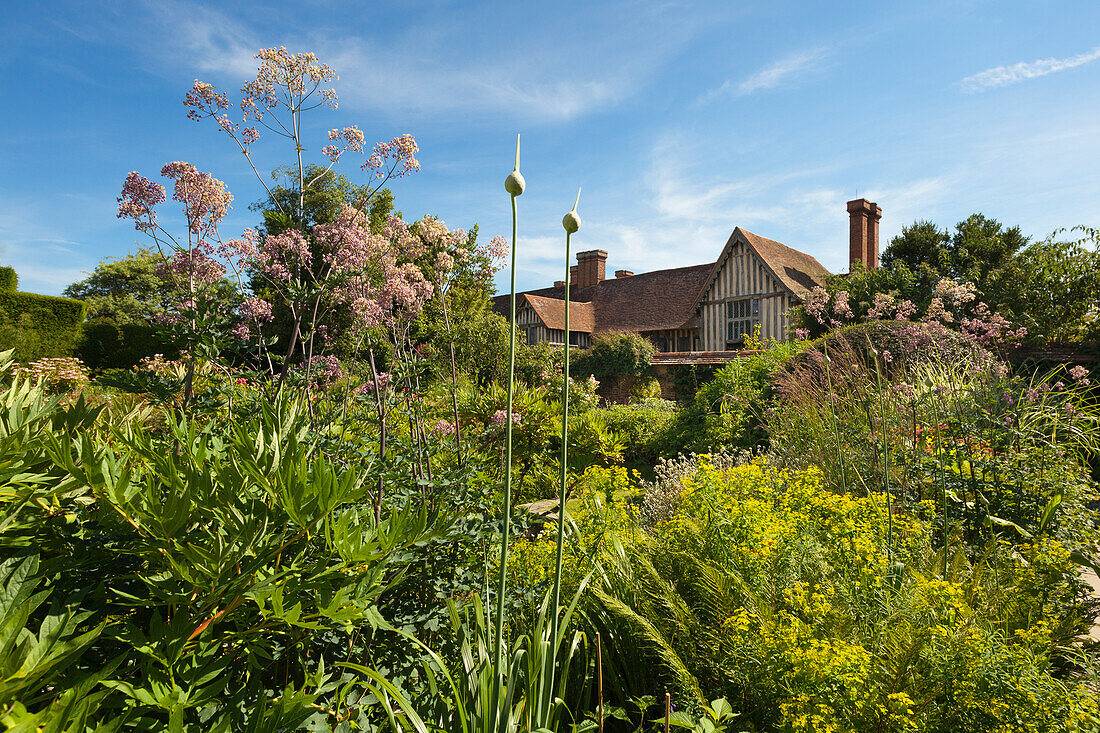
<box><xmin>1069</xmin><ymin>365</ymin><xmax>1091</xmax><ymax>386</ymax></box>
<box><xmin>358</xmin><ymin>372</ymin><xmax>392</xmax><ymax>394</ymax></box>
<box><xmin>155</xmin><ymin>245</ymin><xmax>227</xmax><ymax>288</ymax></box>
<box><xmin>322</xmin><ymin>126</ymin><xmax>365</xmax><ymax>163</ymax></box>
<box><xmin>299</xmin><ymin>354</ymin><xmax>344</xmax><ymax>386</ymax></box>
<box><xmin>241</xmin><ymin>47</ymin><xmax>338</xmax><ymax>121</ymax></box>
<box><xmin>363</xmin><ymin>134</ymin><xmax>420</xmax><ymax>180</ymax></box>
<box><xmin>15</xmin><ymin>357</ymin><xmax>89</xmax><ymax>392</ymax></box>
<box><xmin>959</xmin><ymin>302</ymin><xmax>1027</xmax><ymax>347</ymax></box>
<box><xmin>491</xmin><ymin>409</ymin><xmax>522</xmax><ymax>427</ymax></box>
<box><xmin>117</xmin><ymin>172</ymin><xmax>167</xmax><ymax>232</ymax></box>
<box><xmin>432</xmin><ymin>419</ymin><xmax>457</xmax><ymax>436</ymax></box>
<box><xmin>160</xmin><ymin>162</ymin><xmax>232</xmax><ymax>238</ymax></box>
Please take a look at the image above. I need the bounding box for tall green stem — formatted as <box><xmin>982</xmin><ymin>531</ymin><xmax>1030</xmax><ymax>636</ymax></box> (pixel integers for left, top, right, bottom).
<box><xmin>493</xmin><ymin>191</ymin><xmax>518</xmax><ymax>678</ymax></box>
<box><xmin>549</xmin><ymin>224</ymin><xmax>574</xmax><ymax>689</ymax></box>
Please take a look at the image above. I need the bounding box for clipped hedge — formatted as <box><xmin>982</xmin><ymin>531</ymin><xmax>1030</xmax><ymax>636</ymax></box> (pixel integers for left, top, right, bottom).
<box><xmin>0</xmin><ymin>288</ymin><xmax>87</xmax><ymax>360</ymax></box>
<box><xmin>0</xmin><ymin>267</ymin><xmax>16</xmax><ymax>292</ymax></box>
<box><xmin>77</xmin><ymin>320</ymin><xmax>177</xmax><ymax>371</ymax></box>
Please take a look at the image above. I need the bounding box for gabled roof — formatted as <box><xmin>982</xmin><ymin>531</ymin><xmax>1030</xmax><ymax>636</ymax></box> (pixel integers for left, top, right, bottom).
<box><xmin>521</xmin><ymin>294</ymin><xmax>595</xmax><ymax>332</ymax></box>
<box><xmin>494</xmin><ymin>262</ymin><xmax>713</xmax><ymax>334</ymax></box>
<box><xmin>693</xmin><ymin>227</ymin><xmax>832</xmax><ymax>311</ymax></box>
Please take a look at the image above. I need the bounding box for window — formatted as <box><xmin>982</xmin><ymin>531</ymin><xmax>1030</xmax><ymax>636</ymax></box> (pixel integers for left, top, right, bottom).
<box><xmin>526</xmin><ymin>327</ymin><xmax>539</xmax><ymax>345</ymax></box>
<box><xmin>726</xmin><ymin>298</ymin><xmax>760</xmax><ymax>346</ymax></box>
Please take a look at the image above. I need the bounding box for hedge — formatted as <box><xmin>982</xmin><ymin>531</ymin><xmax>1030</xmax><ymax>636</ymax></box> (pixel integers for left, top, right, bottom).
<box><xmin>0</xmin><ymin>289</ymin><xmax>87</xmax><ymax>360</ymax></box>
<box><xmin>0</xmin><ymin>267</ymin><xmax>16</xmax><ymax>292</ymax></box>
<box><xmin>77</xmin><ymin>320</ymin><xmax>177</xmax><ymax>371</ymax></box>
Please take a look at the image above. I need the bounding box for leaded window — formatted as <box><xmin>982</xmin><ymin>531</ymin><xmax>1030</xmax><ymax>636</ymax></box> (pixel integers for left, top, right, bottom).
<box><xmin>726</xmin><ymin>298</ymin><xmax>760</xmax><ymax>346</ymax></box>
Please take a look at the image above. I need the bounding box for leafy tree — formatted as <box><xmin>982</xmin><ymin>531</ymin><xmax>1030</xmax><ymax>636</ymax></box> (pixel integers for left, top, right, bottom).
<box><xmin>996</xmin><ymin>228</ymin><xmax>1100</xmax><ymax>342</ymax></box>
<box><xmin>250</xmin><ymin>164</ymin><xmax>395</xmax><ymax>238</ymax></box>
<box><xmin>63</xmin><ymin>249</ymin><xmax>246</xmax><ymax>326</ymax></box>
<box><xmin>797</xmin><ymin>213</ymin><xmax>1100</xmax><ymax>343</ymax></box>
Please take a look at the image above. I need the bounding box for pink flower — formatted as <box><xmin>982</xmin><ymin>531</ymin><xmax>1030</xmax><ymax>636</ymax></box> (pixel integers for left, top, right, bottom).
<box><xmin>432</xmin><ymin>419</ymin><xmax>457</xmax><ymax>436</ymax></box>
<box><xmin>492</xmin><ymin>409</ymin><xmax>521</xmax><ymax>427</ymax></box>
<box><xmin>239</xmin><ymin>296</ymin><xmax>273</xmax><ymax>323</ymax></box>
<box><xmin>117</xmin><ymin>172</ymin><xmax>167</xmax><ymax>232</ymax></box>
<box><xmin>160</xmin><ymin>162</ymin><xmax>233</xmax><ymax>239</ymax></box>
<box><xmin>832</xmin><ymin>291</ymin><xmax>853</xmax><ymax>320</ymax></box>
<box><xmin>363</xmin><ymin>134</ymin><xmax>420</xmax><ymax>180</ymax></box>
<box><xmin>867</xmin><ymin>292</ymin><xmax>895</xmax><ymax>320</ymax></box>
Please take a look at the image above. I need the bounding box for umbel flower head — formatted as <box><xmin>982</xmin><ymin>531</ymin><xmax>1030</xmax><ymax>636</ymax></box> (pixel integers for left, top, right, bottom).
<box><xmin>504</xmin><ymin>133</ymin><xmax>525</xmax><ymax>196</ymax></box>
<box><xmin>562</xmin><ymin>188</ymin><xmax>581</xmax><ymax>234</ymax></box>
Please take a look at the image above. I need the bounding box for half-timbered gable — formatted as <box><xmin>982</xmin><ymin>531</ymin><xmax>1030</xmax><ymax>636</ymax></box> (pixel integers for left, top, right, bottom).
<box><xmin>693</xmin><ymin>228</ymin><xmax>831</xmax><ymax>350</ymax></box>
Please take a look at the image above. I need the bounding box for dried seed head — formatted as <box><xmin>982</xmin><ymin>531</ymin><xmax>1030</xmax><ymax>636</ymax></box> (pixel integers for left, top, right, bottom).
<box><xmin>562</xmin><ymin>188</ymin><xmax>581</xmax><ymax>233</ymax></box>
<box><xmin>505</xmin><ymin>133</ymin><xmax>525</xmax><ymax>196</ymax></box>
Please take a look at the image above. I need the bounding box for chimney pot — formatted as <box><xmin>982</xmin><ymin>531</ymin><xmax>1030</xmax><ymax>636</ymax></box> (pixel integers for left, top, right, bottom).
<box><xmin>554</xmin><ymin>280</ymin><xmax>566</xmax><ymax>287</ymax></box>
<box><xmin>846</xmin><ymin>198</ymin><xmax>882</xmax><ymax>271</ymax></box>
<box><xmin>615</xmin><ymin>270</ymin><xmax>634</xmax><ymax>278</ymax></box>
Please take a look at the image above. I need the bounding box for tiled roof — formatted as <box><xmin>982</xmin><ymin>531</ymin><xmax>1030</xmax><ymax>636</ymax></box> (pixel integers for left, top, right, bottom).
<box><xmin>736</xmin><ymin>228</ymin><xmax>831</xmax><ymax>297</ymax></box>
<box><xmin>493</xmin><ymin>262</ymin><xmax>713</xmax><ymax>334</ymax></box>
<box><xmin>495</xmin><ymin>229</ymin><xmax>832</xmax><ymax>335</ymax></box>
<box><xmin>521</xmin><ymin>294</ymin><xmax>595</xmax><ymax>332</ymax></box>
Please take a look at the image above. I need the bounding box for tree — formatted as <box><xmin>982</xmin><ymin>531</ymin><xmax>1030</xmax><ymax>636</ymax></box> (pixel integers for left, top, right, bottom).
<box><xmin>795</xmin><ymin>213</ymin><xmax>1071</xmax><ymax>342</ymax></box>
<box><xmin>996</xmin><ymin>229</ymin><xmax>1100</xmax><ymax>342</ymax></box>
<box><xmin>62</xmin><ymin>249</ymin><xmax>246</xmax><ymax>326</ymax></box>
<box><xmin>250</xmin><ymin>164</ymin><xmax>395</xmax><ymax>238</ymax></box>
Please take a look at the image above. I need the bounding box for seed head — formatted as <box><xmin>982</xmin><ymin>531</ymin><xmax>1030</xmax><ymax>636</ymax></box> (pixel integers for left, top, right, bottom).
<box><xmin>505</xmin><ymin>133</ymin><xmax>525</xmax><ymax>196</ymax></box>
<box><xmin>562</xmin><ymin>188</ymin><xmax>581</xmax><ymax>233</ymax></box>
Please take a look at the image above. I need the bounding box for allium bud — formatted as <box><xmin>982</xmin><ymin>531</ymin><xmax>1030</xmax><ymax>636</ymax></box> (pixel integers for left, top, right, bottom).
<box><xmin>505</xmin><ymin>170</ymin><xmax>526</xmax><ymax>196</ymax></box>
<box><xmin>562</xmin><ymin>188</ymin><xmax>581</xmax><ymax>233</ymax></box>
<box><xmin>505</xmin><ymin>133</ymin><xmax>525</xmax><ymax>196</ymax></box>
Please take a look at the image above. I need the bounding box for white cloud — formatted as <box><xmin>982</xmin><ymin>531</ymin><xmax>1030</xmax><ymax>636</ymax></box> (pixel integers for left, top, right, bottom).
<box><xmin>959</xmin><ymin>46</ymin><xmax>1100</xmax><ymax>93</ymax></box>
<box><xmin>701</xmin><ymin>46</ymin><xmax>832</xmax><ymax>102</ymax></box>
<box><xmin>126</xmin><ymin>1</ymin><xmax>694</xmax><ymax>124</ymax></box>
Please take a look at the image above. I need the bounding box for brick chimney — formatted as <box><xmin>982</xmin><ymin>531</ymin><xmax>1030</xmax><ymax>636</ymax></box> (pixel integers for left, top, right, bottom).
<box><xmin>615</xmin><ymin>269</ymin><xmax>634</xmax><ymax>279</ymax></box>
<box><xmin>847</xmin><ymin>198</ymin><xmax>881</xmax><ymax>271</ymax></box>
<box><xmin>575</xmin><ymin>250</ymin><xmax>608</xmax><ymax>289</ymax></box>
<box><xmin>554</xmin><ymin>280</ymin><xmax>566</xmax><ymax>287</ymax></box>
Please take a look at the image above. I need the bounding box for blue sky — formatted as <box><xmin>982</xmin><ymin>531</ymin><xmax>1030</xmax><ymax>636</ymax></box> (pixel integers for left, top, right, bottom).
<box><xmin>2</xmin><ymin>0</ymin><xmax>1100</xmax><ymax>296</ymax></box>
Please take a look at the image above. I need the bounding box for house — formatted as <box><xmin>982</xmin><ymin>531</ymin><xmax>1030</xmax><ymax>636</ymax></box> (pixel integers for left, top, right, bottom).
<box><xmin>494</xmin><ymin>198</ymin><xmax>881</xmax><ymax>352</ymax></box>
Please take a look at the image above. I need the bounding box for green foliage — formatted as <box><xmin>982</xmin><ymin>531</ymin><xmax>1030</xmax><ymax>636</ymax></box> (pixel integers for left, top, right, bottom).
<box><xmin>594</xmin><ymin>401</ymin><xmax>677</xmax><ymax>475</ymax></box>
<box><xmin>251</xmin><ymin>164</ymin><xmax>394</xmax><ymax>238</ymax></box>
<box><xmin>590</xmin><ymin>460</ymin><xmax>1099</xmax><ymax>732</ymax></box>
<box><xmin>995</xmin><ymin>228</ymin><xmax>1100</xmax><ymax>343</ymax></box>
<box><xmin>62</xmin><ymin>249</ymin><xmax>173</xmax><ymax>326</ymax></box>
<box><xmin>663</xmin><ymin>342</ymin><xmax>800</xmax><ymax>456</ymax></box>
<box><xmin>0</xmin><ymin>285</ymin><xmax>87</xmax><ymax>361</ymax></box>
<box><xmin>77</xmin><ymin>321</ymin><xmax>178</xmax><ymax>371</ymax></box>
<box><xmin>0</xmin><ymin>268</ymin><xmax>15</xmax><ymax>292</ymax></box>
<box><xmin>573</xmin><ymin>332</ymin><xmax>656</xmax><ymax>386</ymax></box>
<box><xmin>0</xmin><ymin>352</ymin><xmax>452</xmax><ymax>729</ymax></box>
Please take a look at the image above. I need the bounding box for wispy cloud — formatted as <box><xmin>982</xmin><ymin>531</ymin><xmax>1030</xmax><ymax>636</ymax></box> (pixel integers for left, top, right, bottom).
<box><xmin>122</xmin><ymin>0</ymin><xmax>697</xmax><ymax>124</ymax></box>
<box><xmin>701</xmin><ymin>46</ymin><xmax>832</xmax><ymax>102</ymax></box>
<box><xmin>959</xmin><ymin>46</ymin><xmax>1100</xmax><ymax>93</ymax></box>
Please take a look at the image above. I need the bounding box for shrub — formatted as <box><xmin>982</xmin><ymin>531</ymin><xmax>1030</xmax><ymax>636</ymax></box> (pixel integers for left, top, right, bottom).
<box><xmin>596</xmin><ymin>399</ymin><xmax>677</xmax><ymax>474</ymax></box>
<box><xmin>662</xmin><ymin>341</ymin><xmax>801</xmax><ymax>456</ymax></box>
<box><xmin>586</xmin><ymin>459</ymin><xmax>1099</xmax><ymax>732</ymax></box>
<box><xmin>0</xmin><ymin>267</ymin><xmax>16</xmax><ymax>292</ymax></box>
<box><xmin>573</xmin><ymin>332</ymin><xmax>656</xmax><ymax>384</ymax></box>
<box><xmin>76</xmin><ymin>320</ymin><xmax>178</xmax><ymax>371</ymax></box>
<box><xmin>0</xmin><ymin>286</ymin><xmax>87</xmax><ymax>360</ymax></box>
<box><xmin>785</xmin><ymin>320</ymin><xmax>993</xmax><ymax>376</ymax></box>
